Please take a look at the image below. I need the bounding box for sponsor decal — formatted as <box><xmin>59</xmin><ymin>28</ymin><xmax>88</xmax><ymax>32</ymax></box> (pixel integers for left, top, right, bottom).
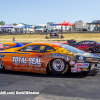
<box><xmin>86</xmin><ymin>58</ymin><xmax>99</xmax><ymax>61</ymax></box>
<box><xmin>79</xmin><ymin>56</ymin><xmax>83</xmax><ymax>60</ymax></box>
<box><xmin>0</xmin><ymin>55</ymin><xmax>5</xmax><ymax>58</ymax></box>
<box><xmin>28</xmin><ymin>58</ymin><xmax>41</xmax><ymax>67</ymax></box>
<box><xmin>92</xmin><ymin>58</ymin><xmax>99</xmax><ymax>61</ymax></box>
<box><xmin>6</xmin><ymin>66</ymin><xmax>12</xmax><ymax>70</ymax></box>
<box><xmin>65</xmin><ymin>55</ymin><xmax>73</xmax><ymax>61</ymax></box>
<box><xmin>12</xmin><ymin>57</ymin><xmax>42</xmax><ymax>67</ymax></box>
<box><xmin>28</xmin><ymin>58</ymin><xmax>41</xmax><ymax>65</ymax></box>
<box><xmin>71</xmin><ymin>68</ymin><xmax>77</xmax><ymax>73</ymax></box>
<box><xmin>69</xmin><ymin>61</ymin><xmax>75</xmax><ymax>65</ymax></box>
<box><xmin>51</xmin><ymin>53</ymin><xmax>66</xmax><ymax>58</ymax></box>
<box><xmin>74</xmin><ymin>63</ymin><xmax>89</xmax><ymax>68</ymax></box>
<box><xmin>77</xmin><ymin>68</ymin><xmax>82</xmax><ymax>72</ymax></box>
<box><xmin>12</xmin><ymin>57</ymin><xmax>27</xmax><ymax>64</ymax></box>
<box><xmin>82</xmin><ymin>68</ymin><xmax>88</xmax><ymax>71</ymax></box>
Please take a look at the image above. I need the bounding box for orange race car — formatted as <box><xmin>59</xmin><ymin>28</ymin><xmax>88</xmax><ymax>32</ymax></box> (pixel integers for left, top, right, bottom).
<box><xmin>0</xmin><ymin>42</ymin><xmax>100</xmax><ymax>76</ymax></box>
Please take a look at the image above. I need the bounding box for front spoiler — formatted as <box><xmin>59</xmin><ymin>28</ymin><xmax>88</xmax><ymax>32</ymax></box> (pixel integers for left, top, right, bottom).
<box><xmin>71</xmin><ymin>66</ymin><xmax>100</xmax><ymax>75</ymax></box>
<box><xmin>88</xmin><ymin>67</ymin><xmax>100</xmax><ymax>75</ymax></box>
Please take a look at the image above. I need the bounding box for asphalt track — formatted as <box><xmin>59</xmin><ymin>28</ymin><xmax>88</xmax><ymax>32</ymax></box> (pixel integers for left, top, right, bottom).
<box><xmin>0</xmin><ymin>70</ymin><xmax>100</xmax><ymax>100</ymax></box>
<box><xmin>0</xmin><ymin>53</ymin><xmax>100</xmax><ymax>100</ymax></box>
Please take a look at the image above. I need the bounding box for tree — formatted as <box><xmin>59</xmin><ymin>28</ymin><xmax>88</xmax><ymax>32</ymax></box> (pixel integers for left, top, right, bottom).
<box><xmin>13</xmin><ymin>23</ymin><xmax>17</xmax><ymax>26</ymax></box>
<box><xmin>19</xmin><ymin>23</ymin><xmax>24</xmax><ymax>25</ymax></box>
<box><xmin>72</xmin><ymin>23</ymin><xmax>75</xmax><ymax>28</ymax></box>
<box><xmin>0</xmin><ymin>21</ymin><xmax>5</xmax><ymax>25</ymax></box>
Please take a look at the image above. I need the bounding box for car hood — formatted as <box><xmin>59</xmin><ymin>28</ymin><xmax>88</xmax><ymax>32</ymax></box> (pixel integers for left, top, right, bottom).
<box><xmin>75</xmin><ymin>52</ymin><xmax>100</xmax><ymax>62</ymax></box>
<box><xmin>83</xmin><ymin>53</ymin><xmax>100</xmax><ymax>58</ymax></box>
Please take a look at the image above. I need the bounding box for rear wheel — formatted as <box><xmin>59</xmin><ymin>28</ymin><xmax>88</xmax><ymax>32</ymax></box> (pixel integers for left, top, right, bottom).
<box><xmin>0</xmin><ymin>59</ymin><xmax>4</xmax><ymax>70</ymax></box>
<box><xmin>92</xmin><ymin>47</ymin><xmax>99</xmax><ymax>53</ymax></box>
<box><xmin>49</xmin><ymin>59</ymin><xmax>69</xmax><ymax>75</ymax></box>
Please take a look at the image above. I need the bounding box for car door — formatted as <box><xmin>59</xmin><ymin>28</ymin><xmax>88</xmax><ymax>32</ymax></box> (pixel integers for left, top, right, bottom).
<box><xmin>11</xmin><ymin>45</ymin><xmax>48</xmax><ymax>74</ymax></box>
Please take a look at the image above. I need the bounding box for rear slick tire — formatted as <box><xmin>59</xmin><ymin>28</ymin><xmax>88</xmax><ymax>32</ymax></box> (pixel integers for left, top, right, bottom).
<box><xmin>92</xmin><ymin>47</ymin><xmax>99</xmax><ymax>53</ymax></box>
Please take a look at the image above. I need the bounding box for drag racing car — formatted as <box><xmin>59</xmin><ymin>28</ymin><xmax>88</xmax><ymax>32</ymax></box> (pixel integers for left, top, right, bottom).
<box><xmin>0</xmin><ymin>42</ymin><xmax>100</xmax><ymax>76</ymax></box>
<box><xmin>64</xmin><ymin>40</ymin><xmax>100</xmax><ymax>53</ymax></box>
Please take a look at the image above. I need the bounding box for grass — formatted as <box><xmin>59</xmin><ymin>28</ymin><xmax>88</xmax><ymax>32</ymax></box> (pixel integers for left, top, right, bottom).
<box><xmin>0</xmin><ymin>33</ymin><xmax>100</xmax><ymax>43</ymax></box>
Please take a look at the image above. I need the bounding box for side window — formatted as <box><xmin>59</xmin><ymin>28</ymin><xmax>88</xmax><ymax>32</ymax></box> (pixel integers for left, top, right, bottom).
<box><xmin>18</xmin><ymin>45</ymin><xmax>40</xmax><ymax>52</ymax></box>
<box><xmin>18</xmin><ymin>45</ymin><xmax>55</xmax><ymax>52</ymax></box>
<box><xmin>81</xmin><ymin>42</ymin><xmax>86</xmax><ymax>44</ymax></box>
<box><xmin>81</xmin><ymin>41</ymin><xmax>90</xmax><ymax>44</ymax></box>
<box><xmin>45</xmin><ymin>46</ymin><xmax>55</xmax><ymax>52</ymax></box>
<box><xmin>90</xmin><ymin>42</ymin><xmax>95</xmax><ymax>44</ymax></box>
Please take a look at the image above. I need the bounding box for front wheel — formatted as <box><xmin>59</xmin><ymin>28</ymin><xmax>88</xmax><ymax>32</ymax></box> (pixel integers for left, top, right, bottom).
<box><xmin>49</xmin><ymin>59</ymin><xmax>69</xmax><ymax>75</ymax></box>
<box><xmin>0</xmin><ymin>59</ymin><xmax>4</xmax><ymax>70</ymax></box>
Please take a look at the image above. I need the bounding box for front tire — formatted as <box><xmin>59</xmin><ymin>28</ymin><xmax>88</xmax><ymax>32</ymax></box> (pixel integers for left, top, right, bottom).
<box><xmin>49</xmin><ymin>59</ymin><xmax>69</xmax><ymax>75</ymax></box>
<box><xmin>0</xmin><ymin>59</ymin><xmax>4</xmax><ymax>70</ymax></box>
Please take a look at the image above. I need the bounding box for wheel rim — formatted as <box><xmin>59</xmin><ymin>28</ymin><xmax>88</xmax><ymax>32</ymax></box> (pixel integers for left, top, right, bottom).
<box><xmin>52</xmin><ymin>59</ymin><xmax>64</xmax><ymax>71</ymax></box>
<box><xmin>0</xmin><ymin>60</ymin><xmax>4</xmax><ymax>69</ymax></box>
<box><xmin>94</xmin><ymin>47</ymin><xmax>99</xmax><ymax>52</ymax></box>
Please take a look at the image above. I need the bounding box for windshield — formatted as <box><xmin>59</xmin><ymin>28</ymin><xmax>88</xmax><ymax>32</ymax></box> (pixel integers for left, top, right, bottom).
<box><xmin>60</xmin><ymin>44</ymin><xmax>85</xmax><ymax>54</ymax></box>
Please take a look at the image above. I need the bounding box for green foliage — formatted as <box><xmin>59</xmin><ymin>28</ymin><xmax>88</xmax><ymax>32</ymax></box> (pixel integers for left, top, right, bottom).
<box><xmin>0</xmin><ymin>21</ymin><xmax>5</xmax><ymax>25</ymax></box>
<box><xmin>19</xmin><ymin>23</ymin><xmax>24</xmax><ymax>25</ymax></box>
<box><xmin>72</xmin><ymin>23</ymin><xmax>75</xmax><ymax>28</ymax></box>
<box><xmin>13</xmin><ymin>23</ymin><xmax>17</xmax><ymax>26</ymax></box>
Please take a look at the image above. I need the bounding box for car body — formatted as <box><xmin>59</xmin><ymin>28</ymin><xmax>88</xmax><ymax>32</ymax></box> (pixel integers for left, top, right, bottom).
<box><xmin>0</xmin><ymin>42</ymin><xmax>100</xmax><ymax>75</ymax></box>
<box><xmin>64</xmin><ymin>40</ymin><xmax>100</xmax><ymax>53</ymax></box>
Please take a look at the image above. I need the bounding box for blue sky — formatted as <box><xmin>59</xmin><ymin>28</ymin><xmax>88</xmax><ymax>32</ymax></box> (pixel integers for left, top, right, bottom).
<box><xmin>0</xmin><ymin>0</ymin><xmax>100</xmax><ymax>25</ymax></box>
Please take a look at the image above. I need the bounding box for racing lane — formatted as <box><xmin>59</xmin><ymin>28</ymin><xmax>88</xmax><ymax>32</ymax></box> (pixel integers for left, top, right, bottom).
<box><xmin>0</xmin><ymin>53</ymin><xmax>100</xmax><ymax>100</ymax></box>
<box><xmin>0</xmin><ymin>70</ymin><xmax>100</xmax><ymax>100</ymax></box>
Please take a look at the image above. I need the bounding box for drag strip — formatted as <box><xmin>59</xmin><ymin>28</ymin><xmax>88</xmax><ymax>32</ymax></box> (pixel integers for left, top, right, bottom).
<box><xmin>0</xmin><ymin>70</ymin><xmax>100</xmax><ymax>100</ymax></box>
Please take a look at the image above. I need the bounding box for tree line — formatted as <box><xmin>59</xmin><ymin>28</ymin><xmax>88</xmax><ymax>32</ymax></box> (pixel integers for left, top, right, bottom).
<box><xmin>0</xmin><ymin>21</ymin><xmax>25</xmax><ymax>26</ymax></box>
